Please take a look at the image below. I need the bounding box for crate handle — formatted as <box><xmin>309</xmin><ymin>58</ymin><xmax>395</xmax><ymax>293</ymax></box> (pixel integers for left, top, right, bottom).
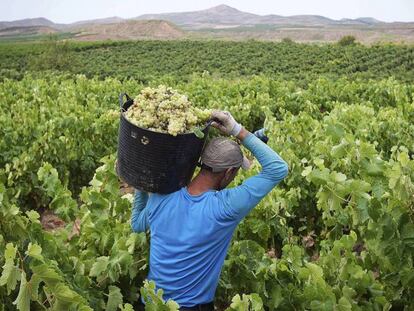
<box><xmin>119</xmin><ymin>93</ymin><xmax>131</xmax><ymax>111</ymax></box>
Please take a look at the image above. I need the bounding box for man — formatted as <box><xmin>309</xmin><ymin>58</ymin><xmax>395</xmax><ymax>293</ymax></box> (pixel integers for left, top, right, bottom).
<box><xmin>131</xmin><ymin>111</ymin><xmax>288</xmax><ymax>310</ymax></box>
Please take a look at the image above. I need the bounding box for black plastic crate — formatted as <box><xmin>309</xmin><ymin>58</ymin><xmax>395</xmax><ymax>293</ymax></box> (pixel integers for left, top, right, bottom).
<box><xmin>117</xmin><ymin>93</ymin><xmax>209</xmax><ymax>194</ymax></box>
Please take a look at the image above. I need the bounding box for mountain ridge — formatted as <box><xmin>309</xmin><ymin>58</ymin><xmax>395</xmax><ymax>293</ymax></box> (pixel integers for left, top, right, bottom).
<box><xmin>3</xmin><ymin>4</ymin><xmax>412</xmax><ymax>30</ymax></box>
<box><xmin>133</xmin><ymin>4</ymin><xmax>386</xmax><ymax>28</ymax></box>
<box><xmin>1</xmin><ymin>5</ymin><xmax>413</xmax><ymax>43</ymax></box>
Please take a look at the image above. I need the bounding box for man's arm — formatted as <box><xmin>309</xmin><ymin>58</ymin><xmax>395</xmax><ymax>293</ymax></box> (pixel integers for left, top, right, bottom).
<box><xmin>131</xmin><ymin>190</ymin><xmax>149</xmax><ymax>232</ymax></box>
<box><xmin>219</xmin><ymin>128</ymin><xmax>288</xmax><ymax>220</ymax></box>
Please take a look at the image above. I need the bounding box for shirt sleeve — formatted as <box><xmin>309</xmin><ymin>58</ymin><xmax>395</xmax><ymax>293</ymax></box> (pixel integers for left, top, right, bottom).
<box><xmin>131</xmin><ymin>190</ymin><xmax>149</xmax><ymax>232</ymax></box>
<box><xmin>217</xmin><ymin>133</ymin><xmax>288</xmax><ymax>221</ymax></box>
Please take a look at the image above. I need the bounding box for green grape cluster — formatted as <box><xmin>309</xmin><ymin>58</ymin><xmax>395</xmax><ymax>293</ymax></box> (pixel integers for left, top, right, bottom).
<box><xmin>125</xmin><ymin>85</ymin><xmax>212</xmax><ymax>136</ymax></box>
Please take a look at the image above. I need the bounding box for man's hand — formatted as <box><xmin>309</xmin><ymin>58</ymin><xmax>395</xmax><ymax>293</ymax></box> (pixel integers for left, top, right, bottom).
<box><xmin>211</xmin><ymin>110</ymin><xmax>242</xmax><ymax>137</ymax></box>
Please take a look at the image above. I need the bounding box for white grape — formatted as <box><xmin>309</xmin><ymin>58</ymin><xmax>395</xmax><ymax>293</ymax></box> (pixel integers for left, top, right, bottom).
<box><xmin>124</xmin><ymin>85</ymin><xmax>212</xmax><ymax>136</ymax></box>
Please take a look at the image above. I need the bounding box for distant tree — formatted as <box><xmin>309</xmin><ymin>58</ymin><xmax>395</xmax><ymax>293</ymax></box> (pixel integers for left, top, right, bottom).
<box><xmin>29</xmin><ymin>35</ymin><xmax>75</xmax><ymax>71</ymax></box>
<box><xmin>282</xmin><ymin>37</ymin><xmax>294</xmax><ymax>44</ymax></box>
<box><xmin>338</xmin><ymin>35</ymin><xmax>357</xmax><ymax>46</ymax></box>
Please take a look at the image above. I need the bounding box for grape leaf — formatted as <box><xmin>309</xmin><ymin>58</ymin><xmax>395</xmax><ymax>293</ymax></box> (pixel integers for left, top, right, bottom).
<box><xmin>106</xmin><ymin>285</ymin><xmax>123</xmax><ymax>311</ymax></box>
<box><xmin>0</xmin><ymin>243</ymin><xmax>20</xmax><ymax>294</ymax></box>
<box><xmin>31</xmin><ymin>264</ymin><xmax>63</xmax><ymax>286</ymax></box>
<box><xmin>90</xmin><ymin>256</ymin><xmax>109</xmax><ymax>277</ymax></box>
<box><xmin>13</xmin><ymin>271</ymin><xmax>30</xmax><ymax>311</ymax></box>
<box><xmin>337</xmin><ymin>297</ymin><xmax>352</xmax><ymax>311</ymax></box>
<box><xmin>120</xmin><ymin>304</ymin><xmax>134</xmax><ymax>311</ymax></box>
<box><xmin>25</xmin><ymin>243</ymin><xmax>43</xmax><ymax>262</ymax></box>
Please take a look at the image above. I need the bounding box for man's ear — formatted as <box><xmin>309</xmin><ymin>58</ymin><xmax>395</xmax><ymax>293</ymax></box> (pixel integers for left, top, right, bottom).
<box><xmin>224</xmin><ymin>167</ymin><xmax>237</xmax><ymax>179</ymax></box>
<box><xmin>224</xmin><ymin>168</ymin><xmax>232</xmax><ymax>178</ymax></box>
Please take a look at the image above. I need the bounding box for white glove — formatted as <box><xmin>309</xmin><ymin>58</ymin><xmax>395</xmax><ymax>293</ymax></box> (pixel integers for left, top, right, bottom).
<box><xmin>211</xmin><ymin>110</ymin><xmax>242</xmax><ymax>136</ymax></box>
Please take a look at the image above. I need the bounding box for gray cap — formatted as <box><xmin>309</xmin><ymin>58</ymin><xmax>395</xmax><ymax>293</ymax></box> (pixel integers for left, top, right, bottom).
<box><xmin>200</xmin><ymin>137</ymin><xmax>250</xmax><ymax>173</ymax></box>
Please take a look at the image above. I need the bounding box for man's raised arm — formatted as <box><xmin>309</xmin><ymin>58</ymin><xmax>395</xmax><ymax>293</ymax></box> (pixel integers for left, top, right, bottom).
<box><xmin>211</xmin><ymin>111</ymin><xmax>288</xmax><ymax>221</ymax></box>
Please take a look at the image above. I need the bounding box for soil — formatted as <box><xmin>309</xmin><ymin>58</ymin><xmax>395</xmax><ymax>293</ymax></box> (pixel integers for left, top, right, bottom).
<box><xmin>40</xmin><ymin>210</ymin><xmax>65</xmax><ymax>231</ymax></box>
<box><xmin>120</xmin><ymin>181</ymin><xmax>135</xmax><ymax>195</ymax></box>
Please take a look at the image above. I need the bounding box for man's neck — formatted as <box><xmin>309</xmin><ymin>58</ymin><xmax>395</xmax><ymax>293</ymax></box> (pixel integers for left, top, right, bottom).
<box><xmin>187</xmin><ymin>172</ymin><xmax>220</xmax><ymax>195</ymax></box>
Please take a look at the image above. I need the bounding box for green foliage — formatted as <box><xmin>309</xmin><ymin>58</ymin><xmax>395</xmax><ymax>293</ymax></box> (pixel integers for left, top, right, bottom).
<box><xmin>0</xmin><ymin>72</ymin><xmax>413</xmax><ymax>310</ymax></box>
<box><xmin>338</xmin><ymin>35</ymin><xmax>357</xmax><ymax>46</ymax></box>
<box><xmin>0</xmin><ymin>156</ymin><xmax>147</xmax><ymax>310</ymax></box>
<box><xmin>281</xmin><ymin>37</ymin><xmax>294</xmax><ymax>44</ymax></box>
<box><xmin>140</xmin><ymin>280</ymin><xmax>179</xmax><ymax>310</ymax></box>
<box><xmin>1</xmin><ymin>40</ymin><xmax>413</xmax><ymax>82</ymax></box>
<box><xmin>28</xmin><ymin>35</ymin><xmax>75</xmax><ymax>71</ymax></box>
<box><xmin>226</xmin><ymin>294</ymin><xmax>264</xmax><ymax>311</ymax></box>
<box><xmin>106</xmin><ymin>286</ymin><xmax>123</xmax><ymax>311</ymax></box>
<box><xmin>0</xmin><ymin>244</ymin><xmax>20</xmax><ymax>294</ymax></box>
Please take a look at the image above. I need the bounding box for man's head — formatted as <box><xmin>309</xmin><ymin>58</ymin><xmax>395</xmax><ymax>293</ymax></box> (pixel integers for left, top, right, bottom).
<box><xmin>200</xmin><ymin>137</ymin><xmax>250</xmax><ymax>190</ymax></box>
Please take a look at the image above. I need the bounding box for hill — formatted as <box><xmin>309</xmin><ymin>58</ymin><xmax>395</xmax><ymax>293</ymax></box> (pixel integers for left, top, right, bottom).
<box><xmin>1</xmin><ymin>5</ymin><xmax>413</xmax><ymax>43</ymax></box>
<box><xmin>0</xmin><ymin>25</ymin><xmax>58</xmax><ymax>38</ymax></box>
<box><xmin>0</xmin><ymin>17</ymin><xmax>59</xmax><ymax>29</ymax></box>
<box><xmin>135</xmin><ymin>4</ymin><xmax>385</xmax><ymax>28</ymax></box>
<box><xmin>72</xmin><ymin>20</ymin><xmax>184</xmax><ymax>41</ymax></box>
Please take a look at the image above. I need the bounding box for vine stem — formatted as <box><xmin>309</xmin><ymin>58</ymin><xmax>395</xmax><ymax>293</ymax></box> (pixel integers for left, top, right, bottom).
<box><xmin>99</xmin><ymin>173</ymin><xmax>110</xmax><ymax>193</ymax></box>
<box><xmin>96</xmin><ymin>275</ymin><xmax>108</xmax><ymax>288</ymax></box>
<box><xmin>37</xmin><ymin>301</ymin><xmax>48</xmax><ymax>310</ymax></box>
<box><xmin>42</xmin><ymin>296</ymin><xmax>49</xmax><ymax>306</ymax></box>
<box><xmin>133</xmin><ymin>258</ymin><xmax>146</xmax><ymax>265</ymax></box>
<box><xmin>44</xmin><ymin>288</ymin><xmax>54</xmax><ymax>308</ymax></box>
<box><xmin>16</xmin><ymin>250</ymin><xmax>50</xmax><ymax>310</ymax></box>
<box><xmin>324</xmin><ymin>185</ymin><xmax>356</xmax><ymax>206</ymax></box>
<box><xmin>16</xmin><ymin>249</ymin><xmax>26</xmax><ymax>274</ymax></box>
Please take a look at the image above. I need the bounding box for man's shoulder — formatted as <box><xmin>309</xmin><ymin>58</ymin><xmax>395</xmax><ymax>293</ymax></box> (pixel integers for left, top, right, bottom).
<box><xmin>148</xmin><ymin>188</ymin><xmax>182</xmax><ymax>204</ymax></box>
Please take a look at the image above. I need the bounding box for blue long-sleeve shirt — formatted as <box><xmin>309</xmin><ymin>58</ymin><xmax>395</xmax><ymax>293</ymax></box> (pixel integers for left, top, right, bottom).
<box><xmin>131</xmin><ymin>133</ymin><xmax>288</xmax><ymax>307</ymax></box>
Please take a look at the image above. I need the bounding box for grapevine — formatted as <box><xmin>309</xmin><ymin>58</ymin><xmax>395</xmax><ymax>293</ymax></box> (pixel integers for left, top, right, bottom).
<box><xmin>0</xmin><ymin>61</ymin><xmax>413</xmax><ymax>310</ymax></box>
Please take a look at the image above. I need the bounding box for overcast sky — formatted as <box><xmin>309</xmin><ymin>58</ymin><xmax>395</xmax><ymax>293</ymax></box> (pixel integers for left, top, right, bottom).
<box><xmin>1</xmin><ymin>0</ymin><xmax>414</xmax><ymax>23</ymax></box>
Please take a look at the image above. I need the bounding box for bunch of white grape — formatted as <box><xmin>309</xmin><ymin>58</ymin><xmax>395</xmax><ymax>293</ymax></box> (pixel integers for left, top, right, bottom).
<box><xmin>124</xmin><ymin>85</ymin><xmax>212</xmax><ymax>136</ymax></box>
